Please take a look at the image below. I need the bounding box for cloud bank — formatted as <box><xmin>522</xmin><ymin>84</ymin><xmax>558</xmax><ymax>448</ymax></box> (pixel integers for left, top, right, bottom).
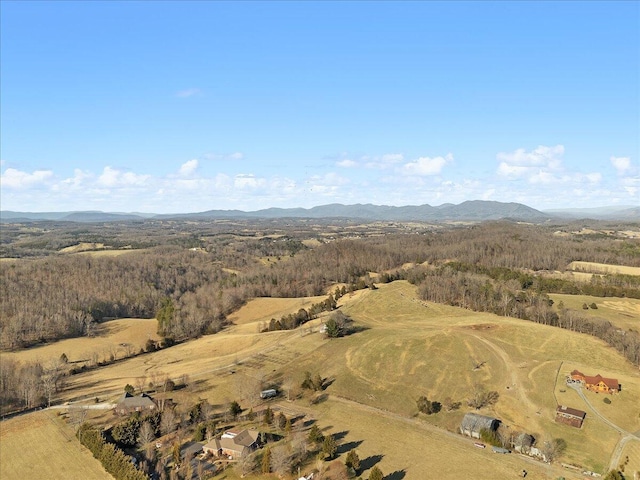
<box><xmin>1</xmin><ymin>146</ymin><xmax>636</xmax><ymax>212</ymax></box>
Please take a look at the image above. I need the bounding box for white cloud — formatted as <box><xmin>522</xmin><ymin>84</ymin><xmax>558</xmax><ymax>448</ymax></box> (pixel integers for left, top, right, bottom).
<box><xmin>62</xmin><ymin>169</ymin><xmax>93</xmax><ymax>188</ymax></box>
<box><xmin>0</xmin><ymin>168</ymin><xmax>53</xmax><ymax>188</ymax></box>
<box><xmin>229</xmin><ymin>152</ymin><xmax>244</xmax><ymax>160</ymax></box>
<box><xmin>610</xmin><ymin>156</ymin><xmax>631</xmax><ymax>174</ymax></box>
<box><xmin>497</xmin><ymin>145</ymin><xmax>564</xmax><ymax>168</ymax></box>
<box><xmin>401</xmin><ymin>154</ymin><xmax>453</xmax><ymax>176</ymax></box>
<box><xmin>234</xmin><ymin>174</ymin><xmax>266</xmax><ymax>189</ymax></box>
<box><xmin>337</xmin><ymin>159</ymin><xmax>357</xmax><ymax>168</ymax></box>
<box><xmin>496</xmin><ymin>145</ymin><xmax>566</xmax><ymax>183</ymax></box>
<box><xmin>98</xmin><ymin>166</ymin><xmax>150</xmax><ymax>187</ymax></box>
<box><xmin>179</xmin><ymin>159</ymin><xmax>198</xmax><ymax>176</ymax></box>
<box><xmin>585</xmin><ymin>172</ymin><xmax>602</xmax><ymax>184</ymax></box>
<box><xmin>176</xmin><ymin>88</ymin><xmax>201</xmax><ymax>98</ymax></box>
<box><xmin>365</xmin><ymin>153</ymin><xmax>405</xmax><ymax>169</ymax></box>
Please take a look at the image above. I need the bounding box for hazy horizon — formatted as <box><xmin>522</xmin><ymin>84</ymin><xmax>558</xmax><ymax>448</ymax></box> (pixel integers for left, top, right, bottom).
<box><xmin>1</xmin><ymin>2</ymin><xmax>638</xmax><ymax>213</ymax></box>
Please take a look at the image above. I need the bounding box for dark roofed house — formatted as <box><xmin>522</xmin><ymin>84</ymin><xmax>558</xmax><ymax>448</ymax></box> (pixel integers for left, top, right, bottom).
<box><xmin>555</xmin><ymin>405</ymin><xmax>586</xmax><ymax>428</ymax></box>
<box><xmin>460</xmin><ymin>413</ymin><xmax>499</xmax><ymax>439</ymax></box>
<box><xmin>114</xmin><ymin>392</ymin><xmax>157</xmax><ymax>415</ymax></box>
<box><xmin>203</xmin><ymin>429</ymin><xmax>261</xmax><ymax>459</ymax></box>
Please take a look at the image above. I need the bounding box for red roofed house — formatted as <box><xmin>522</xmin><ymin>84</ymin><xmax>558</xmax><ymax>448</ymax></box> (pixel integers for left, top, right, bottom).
<box><xmin>555</xmin><ymin>405</ymin><xmax>586</xmax><ymax>428</ymax></box>
<box><xmin>570</xmin><ymin>370</ymin><xmax>619</xmax><ymax>394</ymax></box>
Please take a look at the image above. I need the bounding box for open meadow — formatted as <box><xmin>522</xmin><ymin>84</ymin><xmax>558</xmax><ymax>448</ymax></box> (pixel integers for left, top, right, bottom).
<box><xmin>0</xmin><ymin>410</ymin><xmax>110</xmax><ymax>480</ymax></box>
<box><xmin>549</xmin><ymin>293</ymin><xmax>640</xmax><ymax>332</ymax></box>
<box><xmin>16</xmin><ymin>281</ymin><xmax>634</xmax><ymax>479</ymax></box>
<box><xmin>2</xmin><ymin>318</ymin><xmax>160</xmax><ymax>366</ymax></box>
<box><xmin>566</xmin><ymin>261</ymin><xmax>640</xmax><ymax>277</ymax></box>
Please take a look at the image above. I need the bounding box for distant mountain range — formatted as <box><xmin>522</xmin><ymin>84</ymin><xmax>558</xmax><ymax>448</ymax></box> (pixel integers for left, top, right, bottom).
<box><xmin>1</xmin><ymin>201</ymin><xmax>637</xmax><ymax>223</ymax></box>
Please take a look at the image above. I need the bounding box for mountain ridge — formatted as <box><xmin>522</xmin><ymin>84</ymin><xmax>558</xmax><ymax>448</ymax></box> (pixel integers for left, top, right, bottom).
<box><xmin>1</xmin><ymin>201</ymin><xmax>635</xmax><ymax>223</ymax></box>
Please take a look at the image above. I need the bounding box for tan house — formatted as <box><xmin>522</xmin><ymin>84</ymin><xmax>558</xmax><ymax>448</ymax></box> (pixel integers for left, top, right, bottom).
<box><xmin>555</xmin><ymin>405</ymin><xmax>586</xmax><ymax>428</ymax></box>
<box><xmin>203</xmin><ymin>429</ymin><xmax>260</xmax><ymax>459</ymax></box>
<box><xmin>570</xmin><ymin>370</ymin><xmax>619</xmax><ymax>394</ymax></box>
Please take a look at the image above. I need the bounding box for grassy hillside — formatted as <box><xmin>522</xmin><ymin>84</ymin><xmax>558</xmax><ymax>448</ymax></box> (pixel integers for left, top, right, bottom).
<box><xmin>8</xmin><ymin>281</ymin><xmax>639</xmax><ymax>479</ymax></box>
<box><xmin>3</xmin><ymin>318</ymin><xmax>160</xmax><ymax>365</ymax></box>
<box><xmin>549</xmin><ymin>293</ymin><xmax>640</xmax><ymax>331</ymax></box>
<box><xmin>0</xmin><ymin>410</ymin><xmax>111</xmax><ymax>480</ymax></box>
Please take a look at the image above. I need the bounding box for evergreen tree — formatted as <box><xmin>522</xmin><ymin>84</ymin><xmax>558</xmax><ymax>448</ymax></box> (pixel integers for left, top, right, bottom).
<box><xmin>322</xmin><ymin>435</ymin><xmax>337</xmax><ymax>460</ymax></box>
<box><xmin>345</xmin><ymin>450</ymin><xmax>360</xmax><ymax>472</ymax></box>
<box><xmin>369</xmin><ymin>465</ymin><xmax>384</xmax><ymax>480</ymax></box>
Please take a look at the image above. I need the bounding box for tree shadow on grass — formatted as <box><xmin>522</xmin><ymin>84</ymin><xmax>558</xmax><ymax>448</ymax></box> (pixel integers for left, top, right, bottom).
<box><xmin>385</xmin><ymin>469</ymin><xmax>407</xmax><ymax>480</ymax></box>
<box><xmin>337</xmin><ymin>439</ymin><xmax>363</xmax><ymax>454</ymax></box>
<box><xmin>344</xmin><ymin>325</ymin><xmax>371</xmax><ymax>336</ymax></box>
<box><xmin>332</xmin><ymin>430</ymin><xmax>349</xmax><ymax>441</ymax></box>
<box><xmin>360</xmin><ymin>454</ymin><xmax>384</xmax><ymax>471</ymax></box>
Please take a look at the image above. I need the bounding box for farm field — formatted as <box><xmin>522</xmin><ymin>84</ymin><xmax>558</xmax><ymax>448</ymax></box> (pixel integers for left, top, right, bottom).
<box><xmin>566</xmin><ymin>261</ymin><xmax>640</xmax><ymax>276</ymax></box>
<box><xmin>227</xmin><ymin>295</ymin><xmax>329</xmax><ymax>327</ymax></box>
<box><xmin>2</xmin><ymin>318</ymin><xmax>160</xmax><ymax>365</ymax></box>
<box><xmin>549</xmin><ymin>293</ymin><xmax>640</xmax><ymax>331</ymax></box>
<box><xmin>0</xmin><ymin>410</ymin><xmax>110</xmax><ymax>480</ymax></box>
<box><xmin>45</xmin><ymin>282</ymin><xmax>638</xmax><ymax>474</ymax></box>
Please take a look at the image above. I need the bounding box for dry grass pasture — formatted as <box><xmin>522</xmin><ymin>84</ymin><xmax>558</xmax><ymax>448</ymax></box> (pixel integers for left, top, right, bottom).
<box><xmin>566</xmin><ymin>261</ymin><xmax>640</xmax><ymax>276</ymax></box>
<box><xmin>0</xmin><ymin>410</ymin><xmax>110</xmax><ymax>480</ymax></box>
<box><xmin>549</xmin><ymin>293</ymin><xmax>640</xmax><ymax>331</ymax></box>
<box><xmin>2</xmin><ymin>318</ymin><xmax>160</xmax><ymax>365</ymax></box>
<box><xmin>619</xmin><ymin>440</ymin><xmax>640</xmax><ymax>477</ymax></box>
<box><xmin>9</xmin><ymin>281</ymin><xmax>639</xmax><ymax>479</ymax></box>
<box><xmin>228</xmin><ymin>295</ymin><xmax>328</xmax><ymax>328</ymax></box>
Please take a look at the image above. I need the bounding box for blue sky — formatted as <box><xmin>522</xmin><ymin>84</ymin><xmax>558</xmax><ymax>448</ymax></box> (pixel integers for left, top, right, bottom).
<box><xmin>1</xmin><ymin>1</ymin><xmax>638</xmax><ymax>213</ymax></box>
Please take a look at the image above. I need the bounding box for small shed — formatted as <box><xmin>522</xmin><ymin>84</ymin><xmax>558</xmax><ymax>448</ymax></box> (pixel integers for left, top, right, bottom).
<box><xmin>460</xmin><ymin>413</ymin><xmax>499</xmax><ymax>439</ymax></box>
<box><xmin>260</xmin><ymin>389</ymin><xmax>277</xmax><ymax>399</ymax></box>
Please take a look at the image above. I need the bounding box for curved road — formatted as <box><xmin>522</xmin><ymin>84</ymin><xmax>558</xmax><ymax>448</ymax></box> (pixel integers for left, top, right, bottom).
<box><xmin>567</xmin><ymin>382</ymin><xmax>640</xmax><ymax>470</ymax></box>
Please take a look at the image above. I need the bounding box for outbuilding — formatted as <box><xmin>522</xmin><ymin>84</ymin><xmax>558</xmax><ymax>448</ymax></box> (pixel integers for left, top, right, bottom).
<box><xmin>460</xmin><ymin>412</ymin><xmax>500</xmax><ymax>439</ymax></box>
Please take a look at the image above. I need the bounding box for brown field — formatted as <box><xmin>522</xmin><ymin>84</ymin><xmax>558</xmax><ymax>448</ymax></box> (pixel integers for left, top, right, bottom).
<box><xmin>73</xmin><ymin>249</ymin><xmax>143</xmax><ymax>257</ymax></box>
<box><xmin>228</xmin><ymin>296</ymin><xmax>328</xmax><ymax>327</ymax></box>
<box><xmin>549</xmin><ymin>293</ymin><xmax>640</xmax><ymax>331</ymax></box>
<box><xmin>619</xmin><ymin>439</ymin><xmax>640</xmax><ymax>477</ymax></box>
<box><xmin>0</xmin><ymin>410</ymin><xmax>110</xmax><ymax>480</ymax></box>
<box><xmin>566</xmin><ymin>261</ymin><xmax>640</xmax><ymax>276</ymax></box>
<box><xmin>8</xmin><ymin>282</ymin><xmax>639</xmax><ymax>479</ymax></box>
<box><xmin>2</xmin><ymin>318</ymin><xmax>160</xmax><ymax>365</ymax></box>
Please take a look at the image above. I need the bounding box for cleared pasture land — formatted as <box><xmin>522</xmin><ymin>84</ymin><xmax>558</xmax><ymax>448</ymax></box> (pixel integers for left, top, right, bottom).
<box><xmin>0</xmin><ymin>410</ymin><xmax>110</xmax><ymax>480</ymax></box>
<box><xmin>31</xmin><ymin>282</ymin><xmax>640</xmax><ymax>477</ymax></box>
<box><xmin>567</xmin><ymin>261</ymin><xmax>640</xmax><ymax>276</ymax></box>
<box><xmin>228</xmin><ymin>295</ymin><xmax>328</xmax><ymax>327</ymax></box>
<box><xmin>549</xmin><ymin>293</ymin><xmax>640</xmax><ymax>331</ymax></box>
<box><xmin>2</xmin><ymin>317</ymin><xmax>160</xmax><ymax>366</ymax></box>
<box><xmin>619</xmin><ymin>439</ymin><xmax>640</xmax><ymax>477</ymax></box>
